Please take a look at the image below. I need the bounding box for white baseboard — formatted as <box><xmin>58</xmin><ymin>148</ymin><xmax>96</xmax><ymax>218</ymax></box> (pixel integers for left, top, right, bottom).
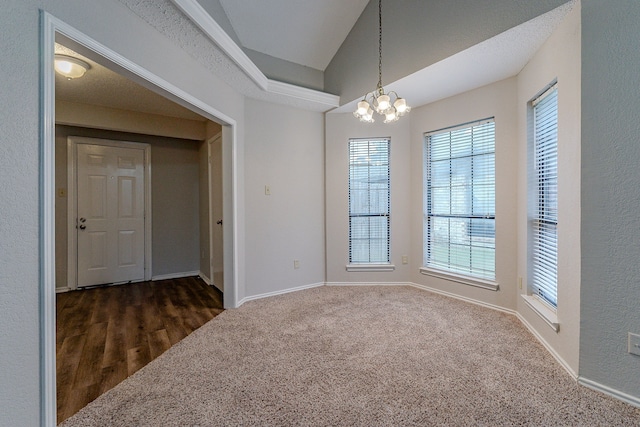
<box><xmin>408</xmin><ymin>282</ymin><xmax>515</xmax><ymax>316</ymax></box>
<box><xmin>56</xmin><ymin>286</ymin><xmax>71</xmax><ymax>294</ymax></box>
<box><xmin>515</xmin><ymin>312</ymin><xmax>577</xmax><ymax>379</ymax></box>
<box><xmin>199</xmin><ymin>271</ymin><xmax>212</xmax><ymax>285</ymax></box>
<box><xmin>326</xmin><ymin>281</ymin><xmax>409</xmax><ymax>287</ymax></box>
<box><xmin>578</xmin><ymin>377</ymin><xmax>640</xmax><ymax>408</ymax></box>
<box><xmin>151</xmin><ymin>271</ymin><xmax>200</xmax><ymax>281</ymax></box>
<box><xmin>237</xmin><ymin>282</ymin><xmax>325</xmax><ymax>306</ymax></box>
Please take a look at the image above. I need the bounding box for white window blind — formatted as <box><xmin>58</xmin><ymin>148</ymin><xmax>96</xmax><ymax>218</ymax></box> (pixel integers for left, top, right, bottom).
<box><xmin>532</xmin><ymin>85</ymin><xmax>558</xmax><ymax>307</ymax></box>
<box><xmin>423</xmin><ymin>119</ymin><xmax>495</xmax><ymax>280</ymax></box>
<box><xmin>349</xmin><ymin>138</ymin><xmax>390</xmax><ymax>264</ymax></box>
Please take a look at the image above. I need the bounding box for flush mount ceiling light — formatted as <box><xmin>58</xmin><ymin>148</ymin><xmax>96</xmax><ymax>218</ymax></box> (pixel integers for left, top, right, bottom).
<box><xmin>54</xmin><ymin>54</ymin><xmax>90</xmax><ymax>79</ymax></box>
<box><xmin>353</xmin><ymin>0</ymin><xmax>410</xmax><ymax>124</ymax></box>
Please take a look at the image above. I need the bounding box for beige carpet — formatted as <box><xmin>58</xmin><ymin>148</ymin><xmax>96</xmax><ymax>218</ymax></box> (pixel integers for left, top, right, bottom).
<box><xmin>61</xmin><ymin>285</ymin><xmax>640</xmax><ymax>426</ymax></box>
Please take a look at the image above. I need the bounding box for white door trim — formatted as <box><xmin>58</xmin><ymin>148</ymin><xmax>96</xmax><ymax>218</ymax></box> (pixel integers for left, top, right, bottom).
<box><xmin>67</xmin><ymin>137</ymin><xmax>152</xmax><ymax>290</ymax></box>
<box><xmin>42</xmin><ymin>11</ymin><xmax>241</xmax><ymax>427</ymax></box>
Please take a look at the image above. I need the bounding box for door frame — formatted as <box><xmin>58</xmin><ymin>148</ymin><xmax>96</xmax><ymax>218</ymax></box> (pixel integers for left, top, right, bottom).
<box><xmin>67</xmin><ymin>137</ymin><xmax>152</xmax><ymax>290</ymax></box>
<box><xmin>42</xmin><ymin>12</ymin><xmax>241</xmax><ymax>426</ymax></box>
<box><xmin>208</xmin><ymin>132</ymin><xmax>223</xmax><ymax>291</ymax></box>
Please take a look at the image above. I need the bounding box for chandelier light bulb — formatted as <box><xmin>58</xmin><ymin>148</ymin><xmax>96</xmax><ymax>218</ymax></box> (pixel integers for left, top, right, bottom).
<box><xmin>377</xmin><ymin>94</ymin><xmax>391</xmax><ymax>112</ymax></box>
<box><xmin>384</xmin><ymin>109</ymin><xmax>398</xmax><ymax>123</ymax></box>
<box><xmin>394</xmin><ymin>98</ymin><xmax>408</xmax><ymax>114</ymax></box>
<box><xmin>356</xmin><ymin>100</ymin><xmax>369</xmax><ymax>116</ymax></box>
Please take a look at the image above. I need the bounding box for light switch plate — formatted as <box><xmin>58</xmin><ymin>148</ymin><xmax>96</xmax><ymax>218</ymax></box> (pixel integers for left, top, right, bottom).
<box><xmin>628</xmin><ymin>332</ymin><xmax>640</xmax><ymax>356</ymax></box>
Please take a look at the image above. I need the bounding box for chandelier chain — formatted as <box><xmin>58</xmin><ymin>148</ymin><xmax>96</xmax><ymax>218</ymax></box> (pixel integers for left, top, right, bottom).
<box><xmin>377</xmin><ymin>0</ymin><xmax>383</xmax><ymax>91</ymax></box>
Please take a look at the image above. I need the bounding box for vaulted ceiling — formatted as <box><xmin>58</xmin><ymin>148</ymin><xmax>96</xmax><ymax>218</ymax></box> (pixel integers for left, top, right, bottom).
<box><xmin>55</xmin><ymin>0</ymin><xmax>574</xmax><ymax>119</ymax></box>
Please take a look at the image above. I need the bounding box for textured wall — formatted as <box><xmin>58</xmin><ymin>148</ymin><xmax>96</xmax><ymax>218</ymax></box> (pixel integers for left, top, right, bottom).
<box><xmin>580</xmin><ymin>0</ymin><xmax>640</xmax><ymax>399</ymax></box>
<box><xmin>325</xmin><ymin>0</ymin><xmax>569</xmax><ymax>103</ymax></box>
<box><xmin>0</xmin><ymin>2</ymin><xmax>41</xmax><ymax>426</ymax></box>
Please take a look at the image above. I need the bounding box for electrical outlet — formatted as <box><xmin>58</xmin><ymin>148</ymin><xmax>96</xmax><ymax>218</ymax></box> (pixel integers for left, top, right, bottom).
<box><xmin>265</xmin><ymin>185</ymin><xmax>271</xmax><ymax>195</ymax></box>
<box><xmin>294</xmin><ymin>260</ymin><xmax>300</xmax><ymax>269</ymax></box>
<box><xmin>402</xmin><ymin>255</ymin><xmax>408</xmax><ymax>265</ymax></box>
<box><xmin>628</xmin><ymin>332</ymin><xmax>640</xmax><ymax>356</ymax></box>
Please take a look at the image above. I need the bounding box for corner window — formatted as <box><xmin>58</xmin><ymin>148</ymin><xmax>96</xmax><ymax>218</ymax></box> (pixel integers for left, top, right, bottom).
<box><xmin>530</xmin><ymin>84</ymin><xmax>558</xmax><ymax>307</ymax></box>
<box><xmin>423</xmin><ymin>119</ymin><xmax>496</xmax><ymax>281</ymax></box>
<box><xmin>349</xmin><ymin>138</ymin><xmax>390</xmax><ymax>264</ymax></box>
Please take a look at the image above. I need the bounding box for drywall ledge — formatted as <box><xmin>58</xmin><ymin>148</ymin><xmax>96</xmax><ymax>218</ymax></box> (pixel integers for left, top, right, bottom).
<box><xmin>171</xmin><ymin>0</ymin><xmax>339</xmax><ymax>110</ymax></box>
<box><xmin>420</xmin><ymin>267</ymin><xmax>499</xmax><ymax>291</ymax></box>
<box><xmin>346</xmin><ymin>264</ymin><xmax>396</xmax><ymax>272</ymax></box>
<box><xmin>521</xmin><ymin>294</ymin><xmax>560</xmax><ymax>332</ymax></box>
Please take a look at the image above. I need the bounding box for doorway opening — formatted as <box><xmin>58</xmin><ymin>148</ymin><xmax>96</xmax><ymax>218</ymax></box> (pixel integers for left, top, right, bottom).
<box><xmin>42</xmin><ymin>12</ymin><xmax>239</xmax><ymax>426</ymax></box>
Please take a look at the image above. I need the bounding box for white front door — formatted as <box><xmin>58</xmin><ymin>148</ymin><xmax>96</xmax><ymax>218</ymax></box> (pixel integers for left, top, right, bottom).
<box><xmin>76</xmin><ymin>143</ymin><xmax>145</xmax><ymax>287</ymax></box>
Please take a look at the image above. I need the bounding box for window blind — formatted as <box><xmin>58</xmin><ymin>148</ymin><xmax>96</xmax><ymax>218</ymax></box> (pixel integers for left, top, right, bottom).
<box><xmin>423</xmin><ymin>119</ymin><xmax>496</xmax><ymax>280</ymax></box>
<box><xmin>532</xmin><ymin>85</ymin><xmax>558</xmax><ymax>307</ymax></box>
<box><xmin>349</xmin><ymin>138</ymin><xmax>390</xmax><ymax>264</ymax></box>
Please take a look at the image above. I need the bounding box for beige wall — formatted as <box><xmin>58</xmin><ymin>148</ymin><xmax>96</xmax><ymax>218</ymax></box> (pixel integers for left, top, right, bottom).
<box><xmin>409</xmin><ymin>78</ymin><xmax>519</xmax><ymax>310</ymax></box>
<box><xmin>243</xmin><ymin>98</ymin><xmax>326</xmax><ymax>299</ymax></box>
<box><xmin>55</xmin><ymin>125</ymin><xmax>202</xmax><ymax>289</ymax></box>
<box><xmin>516</xmin><ymin>2</ymin><xmax>581</xmax><ymax>374</ymax></box>
<box><xmin>325</xmin><ymin>114</ymin><xmax>412</xmax><ymax>284</ymax></box>
<box><xmin>324</xmin><ymin>1</ymin><xmax>581</xmax><ymax>378</ymax></box>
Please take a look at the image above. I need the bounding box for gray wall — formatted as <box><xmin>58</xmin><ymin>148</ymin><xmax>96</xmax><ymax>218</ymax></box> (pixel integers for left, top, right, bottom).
<box><xmin>244</xmin><ymin>48</ymin><xmax>324</xmax><ymax>91</ymax></box>
<box><xmin>325</xmin><ymin>0</ymin><xmax>569</xmax><ymax>103</ymax></box>
<box><xmin>54</xmin><ymin>126</ymin><xmax>202</xmax><ymax>286</ymax></box>
<box><xmin>580</xmin><ymin>0</ymin><xmax>640</xmax><ymax>399</ymax></box>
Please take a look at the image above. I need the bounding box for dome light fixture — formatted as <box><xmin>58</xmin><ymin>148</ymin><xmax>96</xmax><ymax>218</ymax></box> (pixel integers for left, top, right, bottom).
<box><xmin>54</xmin><ymin>54</ymin><xmax>90</xmax><ymax>79</ymax></box>
<box><xmin>353</xmin><ymin>0</ymin><xmax>410</xmax><ymax>124</ymax></box>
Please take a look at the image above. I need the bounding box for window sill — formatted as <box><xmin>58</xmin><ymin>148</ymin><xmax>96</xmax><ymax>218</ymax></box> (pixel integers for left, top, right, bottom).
<box><xmin>346</xmin><ymin>264</ymin><xmax>395</xmax><ymax>272</ymax></box>
<box><xmin>419</xmin><ymin>267</ymin><xmax>499</xmax><ymax>291</ymax></box>
<box><xmin>521</xmin><ymin>294</ymin><xmax>559</xmax><ymax>332</ymax></box>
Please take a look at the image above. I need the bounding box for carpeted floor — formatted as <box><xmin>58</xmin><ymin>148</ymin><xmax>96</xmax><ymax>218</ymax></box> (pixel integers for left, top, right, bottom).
<box><xmin>61</xmin><ymin>285</ymin><xmax>640</xmax><ymax>426</ymax></box>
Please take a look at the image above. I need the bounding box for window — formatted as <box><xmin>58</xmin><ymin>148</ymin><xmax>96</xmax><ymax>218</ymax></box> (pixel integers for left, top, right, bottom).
<box><xmin>531</xmin><ymin>84</ymin><xmax>558</xmax><ymax>307</ymax></box>
<box><xmin>349</xmin><ymin>138</ymin><xmax>390</xmax><ymax>264</ymax></box>
<box><xmin>423</xmin><ymin>119</ymin><xmax>495</xmax><ymax>281</ymax></box>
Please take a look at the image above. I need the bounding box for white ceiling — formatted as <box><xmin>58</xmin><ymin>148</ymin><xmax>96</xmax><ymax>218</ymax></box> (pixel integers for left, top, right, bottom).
<box><xmin>218</xmin><ymin>0</ymin><xmax>369</xmax><ymax>70</ymax></box>
<box><xmin>55</xmin><ymin>44</ymin><xmax>205</xmax><ymax>121</ymax></box>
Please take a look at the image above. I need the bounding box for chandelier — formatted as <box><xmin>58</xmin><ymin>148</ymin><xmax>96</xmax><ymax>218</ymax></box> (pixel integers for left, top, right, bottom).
<box><xmin>353</xmin><ymin>0</ymin><xmax>410</xmax><ymax>123</ymax></box>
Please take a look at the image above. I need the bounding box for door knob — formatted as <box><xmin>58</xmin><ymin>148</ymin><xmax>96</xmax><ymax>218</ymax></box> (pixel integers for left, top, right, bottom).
<box><xmin>80</xmin><ymin>217</ymin><xmax>86</xmax><ymax>223</ymax></box>
<box><xmin>79</xmin><ymin>225</ymin><xmax>86</xmax><ymax>230</ymax></box>
<box><xmin>216</xmin><ymin>220</ymin><xmax>223</xmax><ymax>225</ymax></box>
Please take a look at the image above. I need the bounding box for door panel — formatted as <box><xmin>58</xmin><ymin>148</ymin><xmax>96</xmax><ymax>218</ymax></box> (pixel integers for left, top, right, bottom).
<box><xmin>77</xmin><ymin>143</ymin><xmax>145</xmax><ymax>287</ymax></box>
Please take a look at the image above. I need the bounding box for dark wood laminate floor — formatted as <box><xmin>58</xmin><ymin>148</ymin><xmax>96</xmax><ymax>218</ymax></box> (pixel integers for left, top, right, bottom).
<box><xmin>56</xmin><ymin>276</ymin><xmax>223</xmax><ymax>424</ymax></box>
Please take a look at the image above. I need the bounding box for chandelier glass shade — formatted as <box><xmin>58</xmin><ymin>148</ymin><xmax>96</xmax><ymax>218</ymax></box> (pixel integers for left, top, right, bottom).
<box><xmin>353</xmin><ymin>0</ymin><xmax>410</xmax><ymax>123</ymax></box>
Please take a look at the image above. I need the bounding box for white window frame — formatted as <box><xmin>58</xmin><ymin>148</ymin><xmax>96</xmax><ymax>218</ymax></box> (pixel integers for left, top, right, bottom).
<box><xmin>347</xmin><ymin>137</ymin><xmax>392</xmax><ymax>271</ymax></box>
<box><xmin>422</xmin><ymin>118</ymin><xmax>497</xmax><ymax>289</ymax></box>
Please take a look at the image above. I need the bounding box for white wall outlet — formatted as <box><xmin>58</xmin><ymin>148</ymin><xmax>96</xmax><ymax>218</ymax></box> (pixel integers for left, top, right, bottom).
<box><xmin>628</xmin><ymin>332</ymin><xmax>640</xmax><ymax>356</ymax></box>
<box><xmin>402</xmin><ymin>255</ymin><xmax>408</xmax><ymax>265</ymax></box>
<box><xmin>265</xmin><ymin>185</ymin><xmax>271</xmax><ymax>195</ymax></box>
<box><xmin>294</xmin><ymin>260</ymin><xmax>300</xmax><ymax>269</ymax></box>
